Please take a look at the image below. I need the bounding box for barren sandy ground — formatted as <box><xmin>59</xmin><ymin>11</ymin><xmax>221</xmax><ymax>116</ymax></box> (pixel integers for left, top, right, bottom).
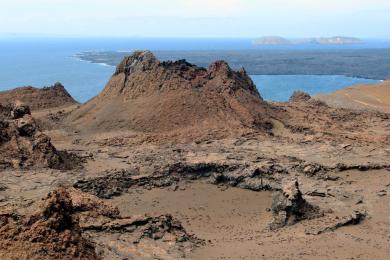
<box><xmin>316</xmin><ymin>80</ymin><xmax>390</xmax><ymax>113</ymax></box>
<box><xmin>1</xmin><ymin>110</ymin><xmax>389</xmax><ymax>259</ymax></box>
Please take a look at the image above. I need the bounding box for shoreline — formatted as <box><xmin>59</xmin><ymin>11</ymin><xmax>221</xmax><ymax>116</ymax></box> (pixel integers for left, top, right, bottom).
<box><xmin>74</xmin><ymin>49</ymin><xmax>390</xmax><ymax>81</ymax></box>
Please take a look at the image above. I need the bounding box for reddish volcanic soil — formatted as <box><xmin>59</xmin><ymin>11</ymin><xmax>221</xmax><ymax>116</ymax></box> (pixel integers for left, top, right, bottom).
<box><xmin>316</xmin><ymin>80</ymin><xmax>390</xmax><ymax>113</ymax></box>
<box><xmin>0</xmin><ymin>51</ymin><xmax>389</xmax><ymax>259</ymax></box>
<box><xmin>0</xmin><ymin>83</ymin><xmax>77</xmax><ymax>111</ymax></box>
<box><xmin>67</xmin><ymin>51</ymin><xmax>273</xmax><ymax>141</ymax></box>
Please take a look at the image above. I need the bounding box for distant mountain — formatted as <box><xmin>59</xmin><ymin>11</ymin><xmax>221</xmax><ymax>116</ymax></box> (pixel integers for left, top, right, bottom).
<box><xmin>253</xmin><ymin>36</ymin><xmax>291</xmax><ymax>45</ymax></box>
<box><xmin>254</xmin><ymin>36</ymin><xmax>362</xmax><ymax>45</ymax></box>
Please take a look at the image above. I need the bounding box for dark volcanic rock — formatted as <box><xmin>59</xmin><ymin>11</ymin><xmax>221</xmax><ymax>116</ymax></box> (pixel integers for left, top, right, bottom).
<box><xmin>74</xmin><ymin>161</ymin><xmax>287</xmax><ymax>199</ymax></box>
<box><xmin>0</xmin><ymin>183</ymin><xmax>7</xmax><ymax>191</ymax></box>
<box><xmin>11</xmin><ymin>103</ymin><xmax>31</xmax><ymax>119</ymax></box>
<box><xmin>289</xmin><ymin>91</ymin><xmax>312</xmax><ymax>103</ymax></box>
<box><xmin>0</xmin><ymin>104</ymin><xmax>12</xmax><ymax>121</ymax></box>
<box><xmin>270</xmin><ymin>179</ymin><xmax>321</xmax><ymax>229</ymax></box>
<box><xmin>305</xmin><ymin>210</ymin><xmax>367</xmax><ymax>235</ymax></box>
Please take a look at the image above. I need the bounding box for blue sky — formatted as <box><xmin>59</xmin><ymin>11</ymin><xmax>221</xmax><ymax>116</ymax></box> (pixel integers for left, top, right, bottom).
<box><xmin>0</xmin><ymin>0</ymin><xmax>389</xmax><ymax>38</ymax></box>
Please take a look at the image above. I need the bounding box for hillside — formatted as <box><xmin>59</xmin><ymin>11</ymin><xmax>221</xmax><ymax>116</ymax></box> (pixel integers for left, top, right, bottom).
<box><xmin>68</xmin><ymin>51</ymin><xmax>272</xmax><ymax>139</ymax></box>
<box><xmin>0</xmin><ymin>83</ymin><xmax>77</xmax><ymax>111</ymax></box>
<box><xmin>315</xmin><ymin>80</ymin><xmax>390</xmax><ymax>113</ymax></box>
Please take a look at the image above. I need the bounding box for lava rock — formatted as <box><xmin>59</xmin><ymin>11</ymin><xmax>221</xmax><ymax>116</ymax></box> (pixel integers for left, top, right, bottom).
<box><xmin>270</xmin><ymin>179</ymin><xmax>321</xmax><ymax>229</ymax></box>
<box><xmin>11</xmin><ymin>103</ymin><xmax>31</xmax><ymax>119</ymax></box>
<box><xmin>289</xmin><ymin>91</ymin><xmax>312</xmax><ymax>103</ymax></box>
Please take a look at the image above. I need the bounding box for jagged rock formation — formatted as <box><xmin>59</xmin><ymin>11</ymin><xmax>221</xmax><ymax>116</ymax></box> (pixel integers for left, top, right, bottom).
<box><xmin>271</xmin><ymin>89</ymin><xmax>390</xmax><ymax>145</ymax></box>
<box><xmin>0</xmin><ymin>83</ymin><xmax>77</xmax><ymax>111</ymax></box>
<box><xmin>0</xmin><ymin>188</ymin><xmax>97</xmax><ymax>260</ymax></box>
<box><xmin>69</xmin><ymin>51</ymin><xmax>272</xmax><ymax>139</ymax></box>
<box><xmin>270</xmin><ymin>179</ymin><xmax>321</xmax><ymax>229</ymax></box>
<box><xmin>0</xmin><ymin>187</ymin><xmax>203</xmax><ymax>259</ymax></box>
<box><xmin>73</xmin><ymin>160</ymin><xmax>288</xmax><ymax>199</ymax></box>
<box><xmin>0</xmin><ymin>103</ymin><xmax>78</xmax><ymax>169</ymax></box>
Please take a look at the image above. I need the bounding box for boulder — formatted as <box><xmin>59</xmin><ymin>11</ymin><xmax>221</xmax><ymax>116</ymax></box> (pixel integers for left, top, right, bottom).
<box><xmin>0</xmin><ymin>104</ymin><xmax>78</xmax><ymax>170</ymax></box>
<box><xmin>270</xmin><ymin>179</ymin><xmax>321</xmax><ymax>229</ymax></box>
<box><xmin>11</xmin><ymin>103</ymin><xmax>31</xmax><ymax>119</ymax></box>
<box><xmin>289</xmin><ymin>91</ymin><xmax>312</xmax><ymax>103</ymax></box>
<box><xmin>0</xmin><ymin>187</ymin><xmax>97</xmax><ymax>260</ymax></box>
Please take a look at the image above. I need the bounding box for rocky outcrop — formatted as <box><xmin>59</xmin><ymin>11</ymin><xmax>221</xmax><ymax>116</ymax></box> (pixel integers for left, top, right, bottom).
<box><xmin>0</xmin><ymin>103</ymin><xmax>79</xmax><ymax>170</ymax></box>
<box><xmin>0</xmin><ymin>104</ymin><xmax>12</xmax><ymax>121</ymax></box>
<box><xmin>68</xmin><ymin>51</ymin><xmax>272</xmax><ymax>140</ymax></box>
<box><xmin>0</xmin><ymin>188</ymin><xmax>97</xmax><ymax>260</ymax></box>
<box><xmin>0</xmin><ymin>187</ymin><xmax>203</xmax><ymax>259</ymax></box>
<box><xmin>73</xmin><ymin>160</ymin><xmax>288</xmax><ymax>199</ymax></box>
<box><xmin>305</xmin><ymin>210</ymin><xmax>367</xmax><ymax>235</ymax></box>
<box><xmin>289</xmin><ymin>91</ymin><xmax>312</xmax><ymax>103</ymax></box>
<box><xmin>270</xmin><ymin>179</ymin><xmax>321</xmax><ymax>229</ymax></box>
<box><xmin>0</xmin><ymin>83</ymin><xmax>77</xmax><ymax>111</ymax></box>
<box><xmin>288</xmin><ymin>91</ymin><xmax>328</xmax><ymax>108</ymax></box>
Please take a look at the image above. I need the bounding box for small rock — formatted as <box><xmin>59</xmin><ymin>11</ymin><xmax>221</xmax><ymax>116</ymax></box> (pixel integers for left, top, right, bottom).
<box><xmin>341</xmin><ymin>144</ymin><xmax>352</xmax><ymax>151</ymax></box>
<box><xmin>11</xmin><ymin>103</ymin><xmax>31</xmax><ymax>119</ymax></box>
<box><xmin>289</xmin><ymin>91</ymin><xmax>311</xmax><ymax>103</ymax></box>
<box><xmin>16</xmin><ymin>115</ymin><xmax>36</xmax><ymax>136</ymax></box>
<box><xmin>0</xmin><ymin>183</ymin><xmax>8</xmax><ymax>191</ymax></box>
<box><xmin>306</xmin><ymin>190</ymin><xmax>327</xmax><ymax>197</ymax></box>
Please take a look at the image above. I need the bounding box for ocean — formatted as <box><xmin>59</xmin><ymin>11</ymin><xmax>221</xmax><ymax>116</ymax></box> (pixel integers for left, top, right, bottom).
<box><xmin>0</xmin><ymin>37</ymin><xmax>385</xmax><ymax>102</ymax></box>
<box><xmin>251</xmin><ymin>75</ymin><xmax>379</xmax><ymax>101</ymax></box>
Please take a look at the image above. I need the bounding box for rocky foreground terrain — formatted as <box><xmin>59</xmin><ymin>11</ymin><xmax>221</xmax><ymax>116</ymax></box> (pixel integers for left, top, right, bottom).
<box><xmin>0</xmin><ymin>51</ymin><xmax>389</xmax><ymax>259</ymax></box>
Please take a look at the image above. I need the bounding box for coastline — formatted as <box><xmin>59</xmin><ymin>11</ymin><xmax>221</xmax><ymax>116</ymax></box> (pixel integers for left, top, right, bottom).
<box><xmin>74</xmin><ymin>49</ymin><xmax>390</xmax><ymax>81</ymax></box>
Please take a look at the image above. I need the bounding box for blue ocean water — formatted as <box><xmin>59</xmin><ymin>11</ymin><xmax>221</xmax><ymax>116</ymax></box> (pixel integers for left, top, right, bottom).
<box><xmin>0</xmin><ymin>37</ymin><xmax>385</xmax><ymax>102</ymax></box>
<box><xmin>251</xmin><ymin>75</ymin><xmax>379</xmax><ymax>101</ymax></box>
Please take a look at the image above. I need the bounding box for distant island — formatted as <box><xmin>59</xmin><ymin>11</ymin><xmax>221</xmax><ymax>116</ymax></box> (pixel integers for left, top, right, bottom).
<box><xmin>253</xmin><ymin>36</ymin><xmax>291</xmax><ymax>45</ymax></box>
<box><xmin>254</xmin><ymin>36</ymin><xmax>362</xmax><ymax>45</ymax></box>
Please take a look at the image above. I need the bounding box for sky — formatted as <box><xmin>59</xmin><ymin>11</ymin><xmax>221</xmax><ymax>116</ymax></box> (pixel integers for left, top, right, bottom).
<box><xmin>0</xmin><ymin>0</ymin><xmax>389</xmax><ymax>38</ymax></box>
